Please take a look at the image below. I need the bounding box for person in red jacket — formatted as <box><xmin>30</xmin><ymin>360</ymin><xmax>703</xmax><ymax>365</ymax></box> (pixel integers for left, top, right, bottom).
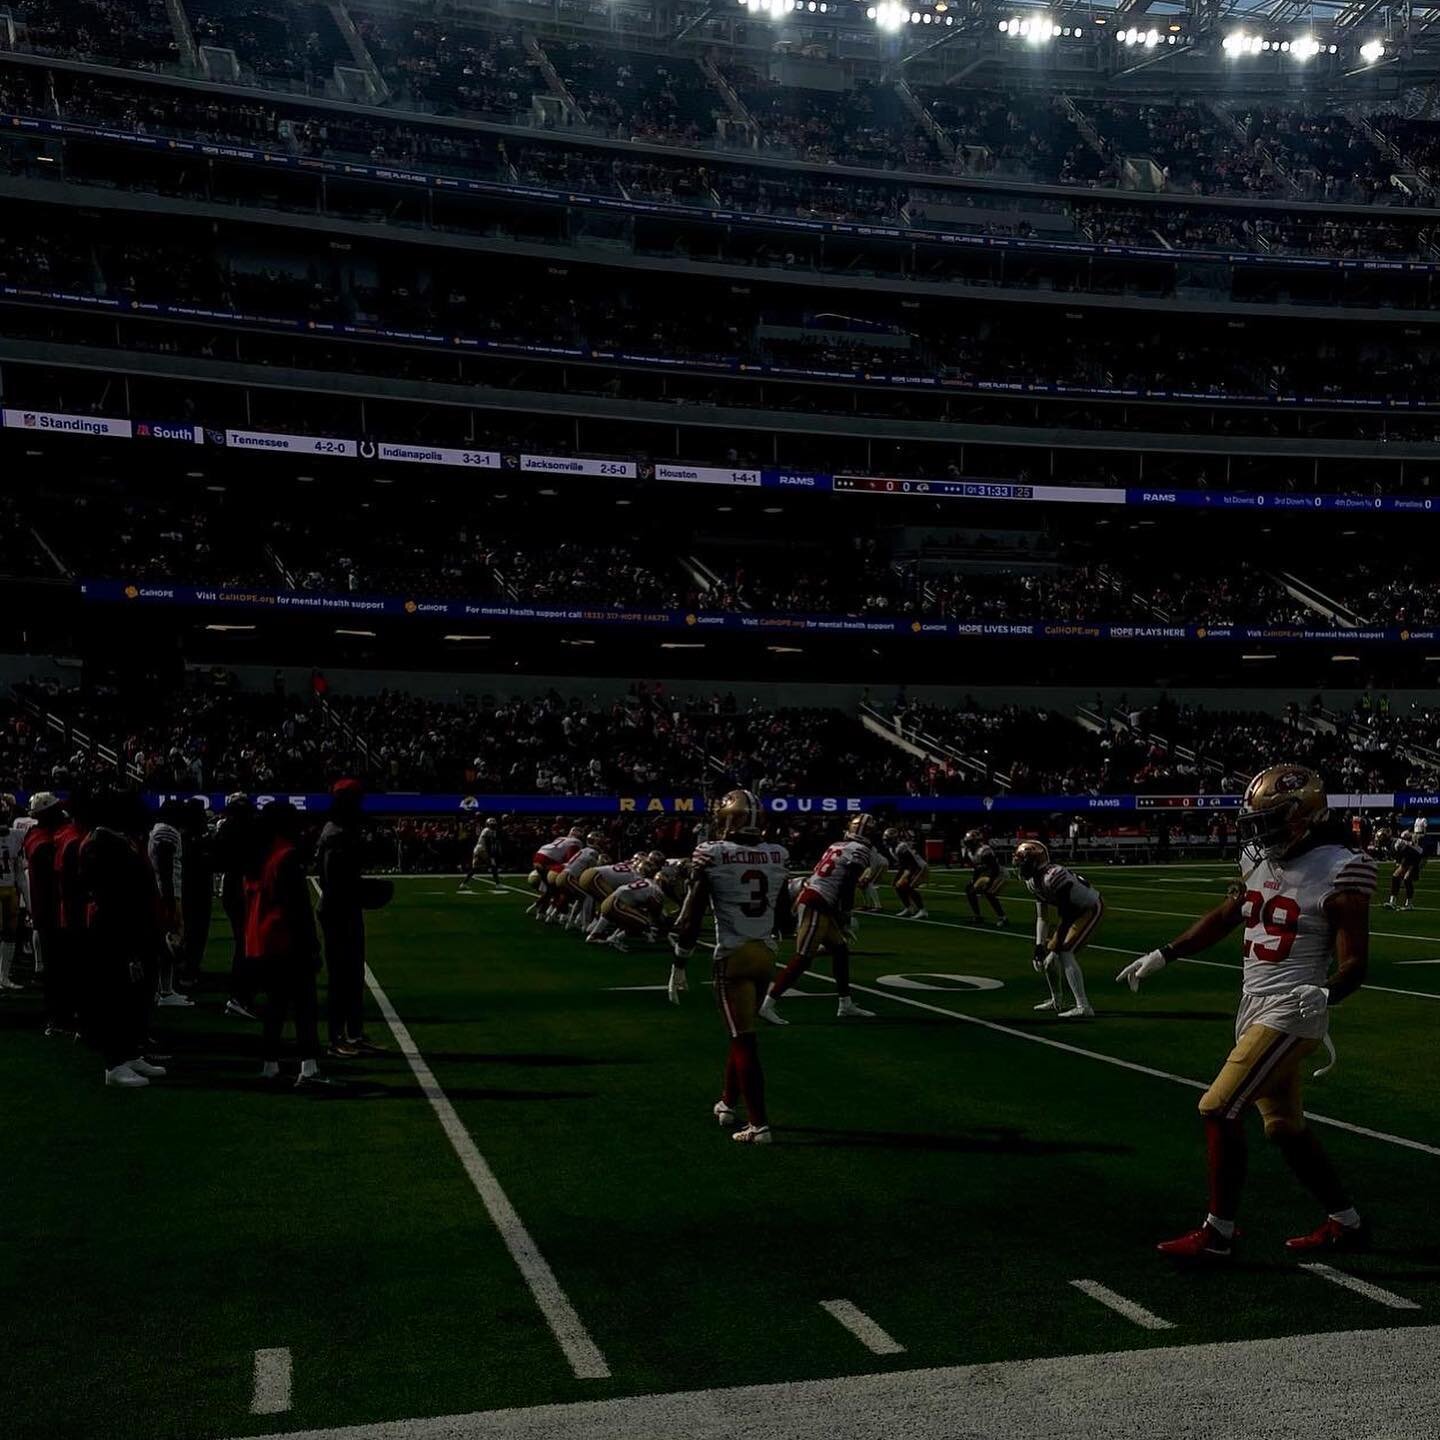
<box><xmin>245</xmin><ymin>801</ymin><xmax>328</xmax><ymax>1089</ymax></box>
<box><xmin>21</xmin><ymin>791</ymin><xmax>70</xmax><ymax>1036</ymax></box>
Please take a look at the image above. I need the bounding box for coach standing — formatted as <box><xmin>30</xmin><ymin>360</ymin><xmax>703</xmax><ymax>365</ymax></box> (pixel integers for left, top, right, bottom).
<box><xmin>317</xmin><ymin>779</ymin><xmax>384</xmax><ymax>1057</ymax></box>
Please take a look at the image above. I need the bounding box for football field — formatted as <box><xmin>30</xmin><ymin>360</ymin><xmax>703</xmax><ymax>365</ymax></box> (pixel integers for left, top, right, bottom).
<box><xmin>6</xmin><ymin>863</ymin><xmax>1440</xmax><ymax>1439</ymax></box>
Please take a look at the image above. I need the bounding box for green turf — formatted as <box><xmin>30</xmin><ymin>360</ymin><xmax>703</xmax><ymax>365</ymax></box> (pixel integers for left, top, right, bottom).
<box><xmin>4</xmin><ymin>865</ymin><xmax>1439</xmax><ymax>1439</ymax></box>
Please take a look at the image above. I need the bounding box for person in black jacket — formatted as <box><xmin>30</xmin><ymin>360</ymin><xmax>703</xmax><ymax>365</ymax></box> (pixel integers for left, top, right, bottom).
<box><xmin>317</xmin><ymin>778</ymin><xmax>385</xmax><ymax>1058</ymax></box>
<box><xmin>217</xmin><ymin>794</ymin><xmax>259</xmax><ymax>1021</ymax></box>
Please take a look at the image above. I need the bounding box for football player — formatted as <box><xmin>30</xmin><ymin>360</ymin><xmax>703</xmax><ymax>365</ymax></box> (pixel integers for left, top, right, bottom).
<box><xmin>579</xmin><ymin>852</ymin><xmax>643</xmax><ymax>939</ymax></box>
<box><xmin>527</xmin><ymin>823</ymin><xmax>585</xmax><ymax>920</ymax></box>
<box><xmin>761</xmin><ymin>813</ymin><xmax>878</xmax><ymax>1025</ymax></box>
<box><xmin>670</xmin><ymin>789</ymin><xmax>791</xmax><ymax>1144</ymax></box>
<box><xmin>591</xmin><ymin>875</ymin><xmax>668</xmax><ymax>952</ymax></box>
<box><xmin>458</xmin><ymin>817</ymin><xmax>503</xmax><ymax>893</ymax></box>
<box><xmin>0</xmin><ymin>794</ymin><xmax>22</xmax><ymax>990</ymax></box>
<box><xmin>558</xmin><ymin>831</ymin><xmax>608</xmax><ymax>930</ymax></box>
<box><xmin>1385</xmin><ymin>828</ymin><xmax>1422</xmax><ymax>912</ymax></box>
<box><xmin>1118</xmin><ymin>764</ymin><xmax>1376</xmax><ymax>1260</ymax></box>
<box><xmin>1013</xmin><ymin>839</ymin><xmax>1101</xmax><ymax>1018</ymax></box>
<box><xmin>962</xmin><ymin>829</ymin><xmax>1008</xmax><ymax>927</ymax></box>
<box><xmin>889</xmin><ymin>827</ymin><xmax>929</xmax><ymax>920</ymax></box>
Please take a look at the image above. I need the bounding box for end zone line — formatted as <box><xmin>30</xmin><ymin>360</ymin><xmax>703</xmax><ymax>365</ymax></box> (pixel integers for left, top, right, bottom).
<box><xmin>333</xmin><ymin>881</ymin><xmax>609</xmax><ymax>1380</ymax></box>
<box><xmin>250</xmin><ymin>1348</ymin><xmax>292</xmax><ymax>1415</ymax></box>
<box><xmin>819</xmin><ymin>1299</ymin><xmax>906</xmax><ymax>1355</ymax></box>
<box><xmin>1069</xmin><ymin>1281</ymin><xmax>1175</xmax><ymax>1331</ymax></box>
<box><xmin>798</xmin><ymin>967</ymin><xmax>1440</xmax><ymax>1159</ymax></box>
<box><xmin>1300</xmin><ymin>1264</ymin><xmax>1421</xmax><ymax>1311</ymax></box>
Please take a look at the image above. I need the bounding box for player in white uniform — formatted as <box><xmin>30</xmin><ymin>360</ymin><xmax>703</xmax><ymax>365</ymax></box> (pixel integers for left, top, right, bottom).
<box><xmin>671</xmin><ymin>789</ymin><xmax>791</xmax><ymax>1144</ymax></box>
<box><xmin>593</xmin><ymin>876</ymin><xmax>668</xmax><ymax>951</ymax></box>
<box><xmin>1386</xmin><ymin>829</ymin><xmax>1423</xmax><ymax>911</ymax></box>
<box><xmin>557</xmin><ymin>834</ymin><xmax>606</xmax><ymax>930</ymax></box>
<box><xmin>10</xmin><ymin>808</ymin><xmax>38</xmax><ymax>978</ymax></box>
<box><xmin>1119</xmin><ymin>765</ymin><xmax>1376</xmax><ymax>1259</ymax></box>
<box><xmin>0</xmin><ymin>795</ymin><xmax>23</xmax><ymax>990</ymax></box>
<box><xmin>1014</xmin><ymin>841</ymin><xmax>1102</xmax><ymax>1018</ymax></box>
<box><xmin>527</xmin><ymin>825</ymin><xmax>585</xmax><ymax>920</ymax></box>
<box><xmin>962</xmin><ymin>829</ymin><xmax>1008</xmax><ymax>927</ymax></box>
<box><xmin>458</xmin><ymin>818</ymin><xmax>502</xmax><ymax>892</ymax></box>
<box><xmin>761</xmin><ymin>813</ymin><xmax>878</xmax><ymax>1025</ymax></box>
<box><xmin>889</xmin><ymin>829</ymin><xmax>929</xmax><ymax>919</ymax></box>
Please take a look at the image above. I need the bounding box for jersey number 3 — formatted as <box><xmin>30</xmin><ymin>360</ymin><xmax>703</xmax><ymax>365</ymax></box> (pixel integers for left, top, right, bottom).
<box><xmin>739</xmin><ymin>869</ymin><xmax>770</xmax><ymax>919</ymax></box>
<box><xmin>1240</xmin><ymin>890</ymin><xmax>1300</xmax><ymax>964</ymax></box>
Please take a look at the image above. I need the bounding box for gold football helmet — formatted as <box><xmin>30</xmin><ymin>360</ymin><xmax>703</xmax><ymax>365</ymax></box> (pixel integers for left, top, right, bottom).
<box><xmin>647</xmin><ymin>849</ymin><xmax>667</xmax><ymax>871</ymax></box>
<box><xmin>713</xmin><ymin>788</ymin><xmax>763</xmax><ymax>840</ymax></box>
<box><xmin>1013</xmin><ymin>839</ymin><xmax>1049</xmax><ymax>879</ymax></box>
<box><xmin>963</xmin><ymin>828</ymin><xmax>985</xmax><ymax>852</ymax></box>
<box><xmin>846</xmin><ymin>813</ymin><xmax>879</xmax><ymax>842</ymax></box>
<box><xmin>1238</xmin><ymin>764</ymin><xmax>1326</xmax><ymax>859</ymax></box>
<box><xmin>586</xmin><ymin>831</ymin><xmax>606</xmax><ymax>848</ymax></box>
<box><xmin>882</xmin><ymin>826</ymin><xmax>901</xmax><ymax>843</ymax></box>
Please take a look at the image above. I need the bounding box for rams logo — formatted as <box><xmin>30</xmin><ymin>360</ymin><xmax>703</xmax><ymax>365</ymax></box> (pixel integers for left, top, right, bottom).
<box><xmin>1402</xmin><ymin>629</ymin><xmax>1411</xmax><ymax>641</ymax></box>
<box><xmin>685</xmin><ymin>613</ymin><xmax>697</xmax><ymax>626</ymax></box>
<box><xmin>910</xmin><ymin>620</ymin><xmax>922</xmax><ymax>634</ymax></box>
<box><xmin>404</xmin><ymin>599</ymin><xmax>418</xmax><ymax>614</ymax></box>
<box><xmin>1196</xmin><ymin>627</ymin><xmax>1208</xmax><ymax>639</ymax></box>
<box><xmin>124</xmin><ymin>585</ymin><xmax>140</xmax><ymax>599</ymax></box>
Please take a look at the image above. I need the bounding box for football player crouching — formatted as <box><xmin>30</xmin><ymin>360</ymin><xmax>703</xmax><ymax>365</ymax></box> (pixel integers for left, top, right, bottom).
<box><xmin>670</xmin><ymin>789</ymin><xmax>791</xmax><ymax>1144</ymax></box>
<box><xmin>528</xmin><ymin>824</ymin><xmax>585</xmax><ymax>920</ymax></box>
<box><xmin>889</xmin><ymin>828</ymin><xmax>930</xmax><ymax>920</ymax></box>
<box><xmin>1014</xmin><ymin>840</ymin><xmax>1101</xmax><ymax>1018</ymax></box>
<box><xmin>962</xmin><ymin>829</ymin><xmax>1008</xmax><ymax>927</ymax></box>
<box><xmin>591</xmin><ymin>874</ymin><xmax>669</xmax><ymax>952</ymax></box>
<box><xmin>556</xmin><ymin>832</ymin><xmax>607</xmax><ymax>931</ymax></box>
<box><xmin>1118</xmin><ymin>765</ymin><xmax>1376</xmax><ymax>1260</ymax></box>
<box><xmin>1386</xmin><ymin>828</ymin><xmax>1423</xmax><ymax>912</ymax></box>
<box><xmin>579</xmin><ymin>853</ymin><xmax>644</xmax><ymax>940</ymax></box>
<box><xmin>761</xmin><ymin>813</ymin><xmax>879</xmax><ymax>1025</ymax></box>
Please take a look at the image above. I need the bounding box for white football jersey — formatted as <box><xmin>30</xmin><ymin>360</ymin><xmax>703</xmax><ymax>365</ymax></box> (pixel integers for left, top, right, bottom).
<box><xmin>968</xmin><ymin>842</ymin><xmax>1001</xmax><ymax>876</ymax></box>
<box><xmin>693</xmin><ymin>838</ymin><xmax>790</xmax><ymax>955</ymax></box>
<box><xmin>1415</xmin><ymin>817</ymin><xmax>1429</xmax><ymax>840</ymax></box>
<box><xmin>475</xmin><ymin>825</ymin><xmax>498</xmax><ymax>857</ymax></box>
<box><xmin>592</xmin><ymin>861</ymin><xmax>637</xmax><ymax>892</ymax></box>
<box><xmin>802</xmin><ymin>839</ymin><xmax>873</xmax><ymax>912</ymax></box>
<box><xmin>0</xmin><ymin>825</ymin><xmax>18</xmax><ymax>891</ymax></box>
<box><xmin>563</xmin><ymin>845</ymin><xmax>599</xmax><ymax>878</ymax></box>
<box><xmin>11</xmin><ymin>816</ymin><xmax>36</xmax><ymax>902</ymax></box>
<box><xmin>1025</xmin><ymin>863</ymin><xmax>1100</xmax><ymax>917</ymax></box>
<box><xmin>538</xmin><ymin>835</ymin><xmax>582</xmax><ymax>864</ymax></box>
<box><xmin>1237</xmin><ymin>841</ymin><xmax>1377</xmax><ymax>1039</ymax></box>
<box><xmin>612</xmin><ymin>877</ymin><xmax>665</xmax><ymax>916</ymax></box>
<box><xmin>892</xmin><ymin>839</ymin><xmax>927</xmax><ymax>874</ymax></box>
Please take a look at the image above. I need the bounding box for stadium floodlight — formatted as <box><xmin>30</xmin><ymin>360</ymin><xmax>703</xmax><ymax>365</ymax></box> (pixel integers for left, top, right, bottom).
<box><xmin>869</xmin><ymin>0</ymin><xmax>910</xmax><ymax>28</ymax></box>
<box><xmin>1359</xmin><ymin>39</ymin><xmax>1385</xmax><ymax>63</ymax></box>
<box><xmin>1291</xmin><ymin>34</ymin><xmax>1321</xmax><ymax>61</ymax></box>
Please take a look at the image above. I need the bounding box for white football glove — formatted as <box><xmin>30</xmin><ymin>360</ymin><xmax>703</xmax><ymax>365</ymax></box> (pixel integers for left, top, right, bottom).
<box><xmin>1289</xmin><ymin>984</ymin><xmax>1329</xmax><ymax>1020</ymax></box>
<box><xmin>669</xmin><ymin>934</ymin><xmax>694</xmax><ymax>960</ymax></box>
<box><xmin>667</xmin><ymin>965</ymin><xmax>688</xmax><ymax>1006</ymax></box>
<box><xmin>1116</xmin><ymin>949</ymin><xmax>1169</xmax><ymax>992</ymax></box>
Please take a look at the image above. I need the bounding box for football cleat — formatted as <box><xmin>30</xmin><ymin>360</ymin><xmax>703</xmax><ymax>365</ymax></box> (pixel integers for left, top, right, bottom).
<box><xmin>606</xmin><ymin>932</ymin><xmax>629</xmax><ymax>953</ymax></box>
<box><xmin>105</xmin><ymin>1064</ymin><xmax>148</xmax><ymax>1088</ymax></box>
<box><xmin>836</xmin><ymin>997</ymin><xmax>874</xmax><ymax>1019</ymax></box>
<box><xmin>1284</xmin><ymin>1217</ymin><xmax>1369</xmax><ymax>1254</ymax></box>
<box><xmin>732</xmin><ymin>1124</ymin><xmax>772</xmax><ymax>1144</ymax></box>
<box><xmin>1156</xmin><ymin>1222</ymin><xmax>1238</xmax><ymax>1260</ymax></box>
<box><xmin>1033</xmin><ymin>997</ymin><xmax>1059</xmax><ymax>1012</ymax></box>
<box><xmin>326</xmin><ymin>1043</ymin><xmax>359</xmax><ymax>1059</ymax></box>
<box><xmin>156</xmin><ymin>992</ymin><xmax>194</xmax><ymax>1007</ymax></box>
<box><xmin>1403</xmin><ymin>902</ymin><xmax>1414</xmax><ymax>912</ymax></box>
<box><xmin>1059</xmin><ymin>1004</ymin><xmax>1095</xmax><ymax>1019</ymax></box>
<box><xmin>713</xmin><ymin>1100</ymin><xmax>737</xmax><ymax>1128</ymax></box>
<box><xmin>225</xmin><ymin>998</ymin><xmax>258</xmax><ymax>1020</ymax></box>
<box><xmin>758</xmin><ymin>995</ymin><xmax>788</xmax><ymax>1026</ymax></box>
<box><xmin>1383</xmin><ymin>899</ymin><xmax>1396</xmax><ymax>911</ymax></box>
<box><xmin>127</xmin><ymin>1057</ymin><xmax>167</xmax><ymax>1078</ymax></box>
<box><xmin>911</xmin><ymin>908</ymin><xmax>930</xmax><ymax>920</ymax></box>
<box><xmin>457</xmin><ymin>884</ymin><xmax>473</xmax><ymax>894</ymax></box>
<box><xmin>0</xmin><ymin>977</ymin><xmax>25</xmax><ymax>991</ymax></box>
<box><xmin>994</xmin><ymin>917</ymin><xmax>1008</xmax><ymax>928</ymax></box>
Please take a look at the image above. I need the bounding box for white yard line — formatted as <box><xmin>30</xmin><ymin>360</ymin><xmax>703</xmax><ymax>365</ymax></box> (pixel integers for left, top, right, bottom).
<box><xmin>313</xmin><ymin>880</ymin><xmax>610</xmax><ymax>1381</ymax></box>
<box><xmin>818</xmin><ymin>1300</ymin><xmax>906</xmax><ymax>1355</ymax></box>
<box><xmin>1300</xmin><ymin>1264</ymin><xmax>1421</xmax><ymax>1311</ymax></box>
<box><xmin>798</xmin><ymin>966</ymin><xmax>1440</xmax><ymax>1159</ymax></box>
<box><xmin>250</xmin><ymin>1348</ymin><xmax>292</xmax><ymax>1415</ymax></box>
<box><xmin>1069</xmin><ymin>1281</ymin><xmax>1175</xmax><ymax>1331</ymax></box>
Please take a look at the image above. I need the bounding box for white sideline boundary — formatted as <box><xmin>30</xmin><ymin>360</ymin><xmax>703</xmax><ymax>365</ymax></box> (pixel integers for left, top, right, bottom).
<box><xmin>233</xmin><ymin>1324</ymin><xmax>1440</xmax><ymax>1440</ymax></box>
<box><xmin>317</xmin><ymin>880</ymin><xmax>609</xmax><ymax>1380</ymax></box>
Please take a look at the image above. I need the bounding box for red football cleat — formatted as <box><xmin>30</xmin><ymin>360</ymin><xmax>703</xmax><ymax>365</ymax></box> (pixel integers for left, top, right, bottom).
<box><xmin>1285</xmin><ymin>1217</ymin><xmax>1369</xmax><ymax>1254</ymax></box>
<box><xmin>1156</xmin><ymin>1222</ymin><xmax>1238</xmax><ymax>1260</ymax></box>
